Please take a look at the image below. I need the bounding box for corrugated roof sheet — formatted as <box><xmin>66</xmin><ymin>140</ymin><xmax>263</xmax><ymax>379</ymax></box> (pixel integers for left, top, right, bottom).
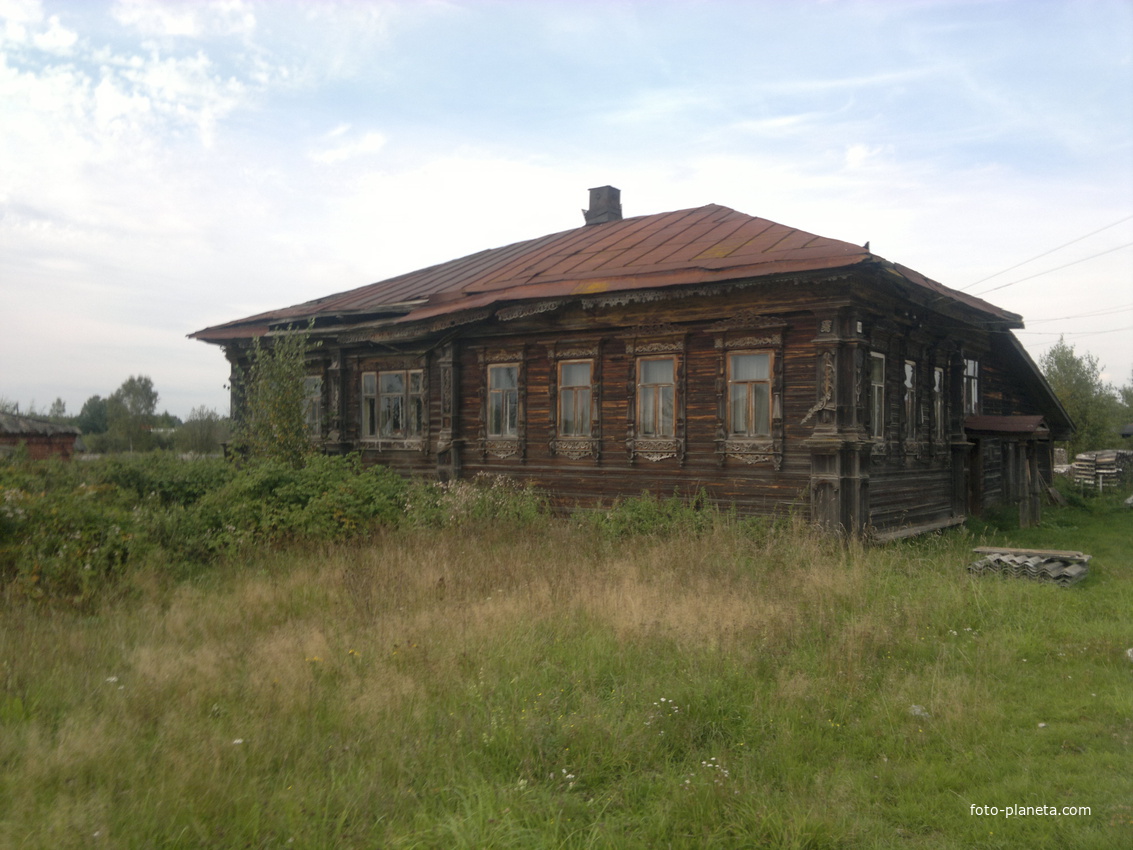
<box><xmin>190</xmin><ymin>203</ymin><xmax>1021</xmax><ymax>342</ymax></box>
<box><xmin>0</xmin><ymin>413</ymin><xmax>82</xmax><ymax>437</ymax></box>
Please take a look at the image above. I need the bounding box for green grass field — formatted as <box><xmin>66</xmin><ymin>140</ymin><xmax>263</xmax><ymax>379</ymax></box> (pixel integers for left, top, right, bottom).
<box><xmin>2</xmin><ymin>488</ymin><xmax>1131</xmax><ymax>848</ymax></box>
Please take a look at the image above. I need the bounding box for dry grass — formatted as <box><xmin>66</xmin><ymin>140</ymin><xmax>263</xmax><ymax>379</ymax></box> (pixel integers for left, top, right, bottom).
<box><xmin>2</xmin><ymin>499</ymin><xmax>1132</xmax><ymax>848</ymax></box>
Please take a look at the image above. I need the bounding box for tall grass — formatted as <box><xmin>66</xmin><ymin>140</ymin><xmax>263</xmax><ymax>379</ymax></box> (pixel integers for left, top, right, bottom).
<box><xmin>1</xmin><ymin>489</ymin><xmax>1131</xmax><ymax>847</ymax></box>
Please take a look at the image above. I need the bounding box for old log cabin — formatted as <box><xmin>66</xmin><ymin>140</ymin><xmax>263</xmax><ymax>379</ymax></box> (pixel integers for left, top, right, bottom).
<box><xmin>191</xmin><ymin>187</ymin><xmax>1072</xmax><ymax>538</ymax></box>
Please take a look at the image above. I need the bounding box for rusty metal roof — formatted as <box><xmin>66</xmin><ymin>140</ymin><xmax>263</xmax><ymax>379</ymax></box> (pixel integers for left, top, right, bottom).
<box><xmin>190</xmin><ymin>203</ymin><xmax>1021</xmax><ymax>342</ymax></box>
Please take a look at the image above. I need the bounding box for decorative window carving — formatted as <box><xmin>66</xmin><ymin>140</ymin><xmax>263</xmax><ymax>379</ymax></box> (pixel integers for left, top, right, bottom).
<box><xmin>714</xmin><ymin>321</ymin><xmax>785</xmax><ymax>468</ymax></box>
<box><xmin>381</xmin><ymin>370</ymin><xmax>424</xmax><ymax>438</ymax></box>
<box><xmin>904</xmin><ymin>360</ymin><xmax>917</xmax><ymax>440</ymax></box>
<box><xmin>488</xmin><ymin>364</ymin><xmax>519</xmax><ymax>438</ymax></box>
<box><xmin>638</xmin><ymin>357</ymin><xmax>676</xmax><ymax>438</ymax></box>
<box><xmin>963</xmin><ymin>358</ymin><xmax>980</xmax><ymax>415</ymax></box>
<box><xmin>358</xmin><ymin>356</ymin><xmax>428</xmax><ymax>451</ymax></box>
<box><xmin>625</xmin><ymin>336</ymin><xmax>685</xmax><ymax>463</ymax></box>
<box><xmin>869</xmin><ymin>353</ymin><xmax>886</xmax><ymax>440</ymax></box>
<box><xmin>559</xmin><ymin>361</ymin><xmax>593</xmax><ymax>430</ymax></box>
<box><xmin>478</xmin><ymin>348</ymin><xmax>526</xmax><ymax>459</ymax></box>
<box><xmin>546</xmin><ymin>342</ymin><xmax>601</xmax><ymax>460</ymax></box>
<box><xmin>303</xmin><ymin>376</ymin><xmax>322</xmax><ymax>436</ymax></box>
<box><xmin>933</xmin><ymin>366</ymin><xmax>946</xmax><ymax>442</ymax></box>
<box><xmin>729</xmin><ymin>352</ymin><xmax>773</xmax><ymax>438</ymax></box>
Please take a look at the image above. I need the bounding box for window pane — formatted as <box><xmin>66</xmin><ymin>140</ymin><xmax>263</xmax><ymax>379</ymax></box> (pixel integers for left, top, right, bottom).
<box><xmin>380</xmin><ymin>372</ymin><xmax>404</xmax><ymax>394</ymax></box>
<box><xmin>753</xmin><ymin>384</ymin><xmax>770</xmax><ymax>436</ymax></box>
<box><xmin>641</xmin><ymin>390</ymin><xmax>657</xmax><ymax>436</ymax></box>
<box><xmin>641</xmin><ymin>358</ymin><xmax>674</xmax><ymax>385</ymax></box>
<box><xmin>871</xmin><ymin>355</ymin><xmax>885</xmax><ymax>384</ymax></box>
<box><xmin>732</xmin><ymin>353</ymin><xmax>769</xmax><ymax>382</ymax></box>
<box><xmin>576</xmin><ymin>389</ymin><xmax>590</xmax><ymax>435</ymax></box>
<box><xmin>381</xmin><ymin>396</ymin><xmax>403</xmax><ymax>436</ymax></box>
<box><xmin>505</xmin><ymin>391</ymin><xmax>518</xmax><ymax>434</ymax></box>
<box><xmin>561</xmin><ymin>362</ymin><xmax>590</xmax><ymax>387</ymax></box>
<box><xmin>730</xmin><ymin>384</ymin><xmax>748</xmax><ymax>433</ymax></box>
<box><xmin>660</xmin><ymin>386</ymin><xmax>674</xmax><ymax>436</ymax></box>
<box><xmin>409</xmin><ymin>370</ymin><xmax>423</xmax><ymax>394</ymax></box>
<box><xmin>364</xmin><ymin>398</ymin><xmax>377</xmax><ymax>436</ymax></box>
<box><xmin>362</xmin><ymin>372</ymin><xmax>376</xmax><ymax>395</ymax></box>
<box><xmin>488</xmin><ymin>396</ymin><xmax>502</xmax><ymax>435</ymax></box>
<box><xmin>490</xmin><ymin>365</ymin><xmax>517</xmax><ymax>390</ymax></box>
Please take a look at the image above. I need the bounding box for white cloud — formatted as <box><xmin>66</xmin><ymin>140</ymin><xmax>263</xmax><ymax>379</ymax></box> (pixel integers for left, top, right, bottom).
<box><xmin>111</xmin><ymin>0</ymin><xmax>255</xmax><ymax>39</ymax></box>
<box><xmin>309</xmin><ymin>130</ymin><xmax>388</xmax><ymax>165</ymax></box>
<box><xmin>31</xmin><ymin>13</ymin><xmax>77</xmax><ymax>53</ymax></box>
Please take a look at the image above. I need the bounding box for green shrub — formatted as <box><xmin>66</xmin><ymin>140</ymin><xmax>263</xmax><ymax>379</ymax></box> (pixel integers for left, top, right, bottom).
<box><xmin>95</xmin><ymin>451</ymin><xmax>234</xmax><ymax>507</ymax></box>
<box><xmin>578</xmin><ymin>489</ymin><xmax>716</xmax><ymax>539</ymax></box>
<box><xmin>190</xmin><ymin>454</ymin><xmax>407</xmax><ymax>546</ymax></box>
<box><xmin>403</xmin><ymin>474</ymin><xmax>549</xmax><ymax>529</ymax></box>
<box><xmin>0</xmin><ymin>477</ymin><xmax>140</xmax><ymax>605</ymax></box>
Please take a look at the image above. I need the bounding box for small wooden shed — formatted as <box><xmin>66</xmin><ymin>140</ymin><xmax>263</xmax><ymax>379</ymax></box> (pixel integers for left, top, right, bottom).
<box><xmin>0</xmin><ymin>413</ymin><xmax>83</xmax><ymax>460</ymax></box>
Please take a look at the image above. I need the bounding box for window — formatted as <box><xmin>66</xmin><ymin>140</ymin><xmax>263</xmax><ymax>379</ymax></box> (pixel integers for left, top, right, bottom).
<box><xmin>376</xmin><ymin>370</ymin><xmax>424</xmax><ymax>438</ymax></box>
<box><xmin>558</xmin><ymin>360</ymin><xmax>592</xmax><ymax>438</ymax></box>
<box><xmin>728</xmin><ymin>352</ymin><xmax>772</xmax><ymax>437</ymax></box>
<box><xmin>488</xmin><ymin>364</ymin><xmax>519</xmax><ymax>438</ymax></box>
<box><xmin>638</xmin><ymin>357</ymin><xmax>675</xmax><ymax>438</ymax></box>
<box><xmin>362</xmin><ymin>372</ymin><xmax>378</xmax><ymax>437</ymax></box>
<box><xmin>933</xmin><ymin>367</ymin><xmax>945</xmax><ymax>440</ymax></box>
<box><xmin>904</xmin><ymin>360</ymin><xmax>917</xmax><ymax>439</ymax></box>
<box><xmin>303</xmin><ymin>376</ymin><xmax>322</xmax><ymax>435</ymax></box>
<box><xmin>963</xmin><ymin>358</ymin><xmax>979</xmax><ymax>415</ymax></box>
<box><xmin>869</xmin><ymin>353</ymin><xmax>885</xmax><ymax>438</ymax></box>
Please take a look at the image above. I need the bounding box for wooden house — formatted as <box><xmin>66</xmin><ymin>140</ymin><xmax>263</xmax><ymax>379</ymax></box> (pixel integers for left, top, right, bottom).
<box><xmin>191</xmin><ymin>187</ymin><xmax>1072</xmax><ymax>537</ymax></box>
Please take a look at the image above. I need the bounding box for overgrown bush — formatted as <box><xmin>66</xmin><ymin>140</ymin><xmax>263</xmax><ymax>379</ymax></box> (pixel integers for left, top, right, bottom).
<box><xmin>191</xmin><ymin>454</ymin><xmax>407</xmax><ymax>546</ymax></box>
<box><xmin>577</xmin><ymin>489</ymin><xmax>717</xmax><ymax>539</ymax></box>
<box><xmin>404</xmin><ymin>474</ymin><xmax>549</xmax><ymax>529</ymax></box>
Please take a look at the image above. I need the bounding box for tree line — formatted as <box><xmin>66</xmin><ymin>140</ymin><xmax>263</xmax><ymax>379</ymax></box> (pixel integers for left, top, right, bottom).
<box><xmin>1</xmin><ymin>376</ymin><xmax>230</xmax><ymax>455</ymax></box>
<box><xmin>1039</xmin><ymin>337</ymin><xmax>1133</xmax><ymax>458</ymax></box>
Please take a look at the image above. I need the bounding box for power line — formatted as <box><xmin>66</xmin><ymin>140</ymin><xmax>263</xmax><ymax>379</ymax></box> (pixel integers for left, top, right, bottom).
<box><xmin>969</xmin><ymin>240</ymin><xmax>1133</xmax><ymax>297</ymax></box>
<box><xmin>1025</xmin><ymin>304</ymin><xmax>1133</xmax><ymax>324</ymax></box>
<box><xmin>959</xmin><ymin>213</ymin><xmax>1133</xmax><ymax>292</ymax></box>
<box><xmin>1016</xmin><ymin>325</ymin><xmax>1133</xmax><ymax>337</ymax></box>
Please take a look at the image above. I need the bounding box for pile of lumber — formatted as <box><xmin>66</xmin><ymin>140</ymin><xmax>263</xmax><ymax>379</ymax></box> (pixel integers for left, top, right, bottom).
<box><xmin>968</xmin><ymin>546</ymin><xmax>1090</xmax><ymax>587</ymax></box>
<box><xmin>1071</xmin><ymin>449</ymin><xmax>1133</xmax><ymax>490</ymax></box>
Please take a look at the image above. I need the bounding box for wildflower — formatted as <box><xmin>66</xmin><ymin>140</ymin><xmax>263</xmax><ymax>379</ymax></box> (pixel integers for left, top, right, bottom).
<box><xmin>233</xmin><ymin>739</ymin><xmax>245</xmax><ymax>745</ymax></box>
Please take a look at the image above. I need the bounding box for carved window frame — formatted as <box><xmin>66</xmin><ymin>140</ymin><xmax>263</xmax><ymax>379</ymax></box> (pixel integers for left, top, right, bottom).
<box><xmin>869</xmin><ymin>352</ymin><xmax>886</xmax><ymax>441</ymax></box>
<box><xmin>728</xmin><ymin>351</ymin><xmax>774</xmax><ymax>438</ymax></box>
<box><xmin>546</xmin><ymin>341</ymin><xmax>601</xmax><ymax>461</ymax></box>
<box><xmin>303</xmin><ymin>375</ymin><xmax>323</xmax><ymax>437</ymax></box>
<box><xmin>933</xmin><ymin>365</ymin><xmax>946</xmax><ymax>443</ymax></box>
<box><xmin>712</xmin><ymin>321</ymin><xmax>785</xmax><ymax>469</ymax></box>
<box><xmin>625</xmin><ymin>334</ymin><xmax>686</xmax><ymax>463</ymax></box>
<box><xmin>903</xmin><ymin>359</ymin><xmax>918</xmax><ymax>441</ymax></box>
<box><xmin>963</xmin><ymin>357</ymin><xmax>980</xmax><ymax>416</ymax></box>
<box><xmin>357</xmin><ymin>355</ymin><xmax>428</xmax><ymax>452</ymax></box>
<box><xmin>478</xmin><ymin>348</ymin><xmax>526</xmax><ymax>460</ymax></box>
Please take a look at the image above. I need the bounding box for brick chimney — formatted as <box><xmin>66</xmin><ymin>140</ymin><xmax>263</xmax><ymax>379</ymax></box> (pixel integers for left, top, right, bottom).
<box><xmin>583</xmin><ymin>185</ymin><xmax>622</xmax><ymax>225</ymax></box>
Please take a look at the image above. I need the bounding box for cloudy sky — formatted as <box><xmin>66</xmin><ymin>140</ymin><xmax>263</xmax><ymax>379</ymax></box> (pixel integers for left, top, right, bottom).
<box><xmin>3</xmin><ymin>0</ymin><xmax>1131</xmax><ymax>420</ymax></box>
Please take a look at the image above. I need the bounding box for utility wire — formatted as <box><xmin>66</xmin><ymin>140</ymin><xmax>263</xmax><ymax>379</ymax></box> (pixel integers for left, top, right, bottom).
<box><xmin>1025</xmin><ymin>304</ymin><xmax>1133</xmax><ymax>324</ymax></box>
<box><xmin>969</xmin><ymin>240</ymin><xmax>1133</xmax><ymax>297</ymax></box>
<box><xmin>959</xmin><ymin>213</ymin><xmax>1133</xmax><ymax>291</ymax></box>
<box><xmin>1016</xmin><ymin>325</ymin><xmax>1133</xmax><ymax>337</ymax></box>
